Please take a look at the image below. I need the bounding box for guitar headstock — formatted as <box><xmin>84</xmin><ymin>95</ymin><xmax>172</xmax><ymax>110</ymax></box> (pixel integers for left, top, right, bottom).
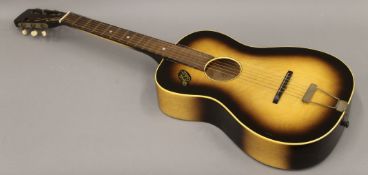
<box><xmin>14</xmin><ymin>9</ymin><xmax>66</xmax><ymax>37</ymax></box>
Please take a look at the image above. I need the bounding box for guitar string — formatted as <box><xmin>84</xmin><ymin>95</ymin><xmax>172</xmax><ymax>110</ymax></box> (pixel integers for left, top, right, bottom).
<box><xmin>62</xmin><ymin>17</ymin><xmax>307</xmax><ymax>98</ymax></box>
<box><xmin>203</xmin><ymin>68</ymin><xmax>304</xmax><ymax>99</ymax></box>
<box><xmin>62</xmin><ymin>17</ymin><xmax>308</xmax><ymax>97</ymax></box>
<box><xmin>63</xmin><ymin>15</ymin><xmax>335</xmax><ymax>92</ymax></box>
<box><xmin>64</xmin><ymin>18</ymin><xmax>308</xmax><ymax>99</ymax></box>
<box><xmin>176</xmin><ymin>45</ymin><xmax>310</xmax><ymax>91</ymax></box>
<box><xmin>90</xmin><ymin>24</ymin><xmax>308</xmax><ymax>95</ymax></box>
<box><xmin>63</xmin><ymin>16</ymin><xmax>317</xmax><ymax>92</ymax></box>
<box><xmin>177</xmin><ymin>43</ymin><xmax>337</xmax><ymax>89</ymax></box>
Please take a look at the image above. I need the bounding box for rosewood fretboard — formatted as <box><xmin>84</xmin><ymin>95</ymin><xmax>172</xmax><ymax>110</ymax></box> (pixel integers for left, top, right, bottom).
<box><xmin>60</xmin><ymin>12</ymin><xmax>213</xmax><ymax>70</ymax></box>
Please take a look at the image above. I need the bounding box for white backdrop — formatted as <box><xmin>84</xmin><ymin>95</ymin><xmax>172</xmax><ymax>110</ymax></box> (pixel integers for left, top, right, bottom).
<box><xmin>0</xmin><ymin>0</ymin><xmax>367</xmax><ymax>174</ymax></box>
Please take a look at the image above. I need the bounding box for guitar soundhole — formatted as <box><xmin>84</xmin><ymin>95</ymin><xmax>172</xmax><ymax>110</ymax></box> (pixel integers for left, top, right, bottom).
<box><xmin>204</xmin><ymin>57</ymin><xmax>241</xmax><ymax>81</ymax></box>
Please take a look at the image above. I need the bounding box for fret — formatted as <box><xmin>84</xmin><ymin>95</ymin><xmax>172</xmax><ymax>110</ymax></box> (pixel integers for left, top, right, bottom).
<box><xmin>147</xmin><ymin>39</ymin><xmax>161</xmax><ymax>53</ymax></box>
<box><xmin>88</xmin><ymin>20</ymin><xmax>100</xmax><ymax>32</ymax></box>
<box><xmin>120</xmin><ymin>29</ymin><xmax>129</xmax><ymax>39</ymax></box>
<box><xmin>71</xmin><ymin>15</ymin><xmax>82</xmax><ymax>25</ymax></box>
<box><xmin>91</xmin><ymin>21</ymin><xmax>101</xmax><ymax>33</ymax></box>
<box><xmin>101</xmin><ymin>25</ymin><xmax>112</xmax><ymax>36</ymax></box>
<box><xmin>62</xmin><ymin>14</ymin><xmax>76</xmax><ymax>24</ymax></box>
<box><xmin>177</xmin><ymin>47</ymin><xmax>192</xmax><ymax>60</ymax></box>
<box><xmin>133</xmin><ymin>34</ymin><xmax>145</xmax><ymax>47</ymax></box>
<box><xmin>160</xmin><ymin>44</ymin><xmax>169</xmax><ymax>55</ymax></box>
<box><xmin>115</xmin><ymin>29</ymin><xmax>128</xmax><ymax>44</ymax></box>
<box><xmin>158</xmin><ymin>40</ymin><xmax>172</xmax><ymax>53</ymax></box>
<box><xmin>127</xmin><ymin>32</ymin><xmax>137</xmax><ymax>45</ymax></box>
<box><xmin>112</xmin><ymin>27</ymin><xmax>122</xmax><ymax>39</ymax></box>
<box><xmin>123</xmin><ymin>30</ymin><xmax>134</xmax><ymax>44</ymax></box>
<box><xmin>106</xmin><ymin>26</ymin><xmax>118</xmax><ymax>39</ymax></box>
<box><xmin>140</xmin><ymin>37</ymin><xmax>151</xmax><ymax>50</ymax></box>
<box><xmin>150</xmin><ymin>40</ymin><xmax>164</xmax><ymax>55</ymax></box>
<box><xmin>131</xmin><ymin>32</ymin><xmax>138</xmax><ymax>40</ymax></box>
<box><xmin>97</xmin><ymin>23</ymin><xmax>109</xmax><ymax>34</ymax></box>
<box><xmin>75</xmin><ymin>17</ymin><xmax>89</xmax><ymax>28</ymax></box>
<box><xmin>83</xmin><ymin>19</ymin><xmax>93</xmax><ymax>28</ymax></box>
<box><xmin>118</xmin><ymin>29</ymin><xmax>129</xmax><ymax>45</ymax></box>
<box><xmin>94</xmin><ymin>22</ymin><xmax>106</xmax><ymax>33</ymax></box>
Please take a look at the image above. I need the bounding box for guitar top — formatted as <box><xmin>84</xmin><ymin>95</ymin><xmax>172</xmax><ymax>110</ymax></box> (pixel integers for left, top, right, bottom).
<box><xmin>14</xmin><ymin>9</ymin><xmax>354</xmax><ymax>169</ymax></box>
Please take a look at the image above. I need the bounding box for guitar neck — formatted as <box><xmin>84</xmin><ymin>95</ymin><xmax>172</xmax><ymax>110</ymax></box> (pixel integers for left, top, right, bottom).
<box><xmin>60</xmin><ymin>12</ymin><xmax>212</xmax><ymax>70</ymax></box>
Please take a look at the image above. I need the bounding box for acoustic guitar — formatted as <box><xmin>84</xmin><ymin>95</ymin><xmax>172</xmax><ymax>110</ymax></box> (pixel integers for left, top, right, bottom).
<box><xmin>14</xmin><ymin>9</ymin><xmax>355</xmax><ymax>169</ymax></box>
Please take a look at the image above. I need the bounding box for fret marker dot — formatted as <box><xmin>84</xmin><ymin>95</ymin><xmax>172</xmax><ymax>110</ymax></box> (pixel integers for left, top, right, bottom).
<box><xmin>109</xmin><ymin>30</ymin><xmax>113</xmax><ymax>33</ymax></box>
<box><xmin>162</xmin><ymin>47</ymin><xmax>166</xmax><ymax>51</ymax></box>
<box><xmin>126</xmin><ymin>36</ymin><xmax>130</xmax><ymax>39</ymax></box>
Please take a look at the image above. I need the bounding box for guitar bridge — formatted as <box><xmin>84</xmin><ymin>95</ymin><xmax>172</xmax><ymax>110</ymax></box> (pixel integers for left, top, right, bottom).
<box><xmin>302</xmin><ymin>83</ymin><xmax>348</xmax><ymax>112</ymax></box>
<box><xmin>273</xmin><ymin>71</ymin><xmax>293</xmax><ymax>104</ymax></box>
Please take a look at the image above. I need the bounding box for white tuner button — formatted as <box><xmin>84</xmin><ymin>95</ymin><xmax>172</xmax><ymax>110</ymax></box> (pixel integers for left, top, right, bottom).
<box><xmin>30</xmin><ymin>30</ymin><xmax>38</xmax><ymax>37</ymax></box>
<box><xmin>21</xmin><ymin>29</ymin><xmax>28</xmax><ymax>35</ymax></box>
<box><xmin>41</xmin><ymin>30</ymin><xmax>47</xmax><ymax>37</ymax></box>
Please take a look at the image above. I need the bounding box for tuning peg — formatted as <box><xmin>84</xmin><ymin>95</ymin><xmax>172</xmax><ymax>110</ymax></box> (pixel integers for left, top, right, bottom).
<box><xmin>30</xmin><ymin>30</ymin><xmax>38</xmax><ymax>37</ymax></box>
<box><xmin>41</xmin><ymin>30</ymin><xmax>47</xmax><ymax>37</ymax></box>
<box><xmin>21</xmin><ymin>29</ymin><xmax>28</xmax><ymax>35</ymax></box>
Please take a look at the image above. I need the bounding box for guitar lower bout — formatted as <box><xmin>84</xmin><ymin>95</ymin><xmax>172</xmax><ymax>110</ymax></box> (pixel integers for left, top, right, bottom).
<box><xmin>154</xmin><ymin>31</ymin><xmax>354</xmax><ymax>169</ymax></box>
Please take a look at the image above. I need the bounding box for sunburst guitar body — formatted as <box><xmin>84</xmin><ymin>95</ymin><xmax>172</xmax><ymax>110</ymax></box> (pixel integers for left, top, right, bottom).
<box><xmin>14</xmin><ymin>9</ymin><xmax>355</xmax><ymax>169</ymax></box>
<box><xmin>155</xmin><ymin>31</ymin><xmax>354</xmax><ymax>169</ymax></box>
